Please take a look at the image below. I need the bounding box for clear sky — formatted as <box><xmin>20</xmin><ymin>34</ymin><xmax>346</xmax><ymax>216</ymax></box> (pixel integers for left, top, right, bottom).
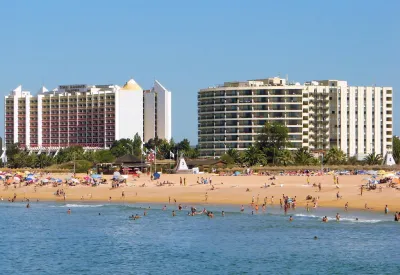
<box><xmin>0</xmin><ymin>0</ymin><xmax>398</xmax><ymax>144</ymax></box>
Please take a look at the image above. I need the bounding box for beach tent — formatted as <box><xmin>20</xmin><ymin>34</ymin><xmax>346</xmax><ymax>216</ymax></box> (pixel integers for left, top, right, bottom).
<box><xmin>234</xmin><ymin>171</ymin><xmax>241</xmax><ymax>176</ymax></box>
<box><xmin>153</xmin><ymin>172</ymin><xmax>160</xmax><ymax>180</ymax></box>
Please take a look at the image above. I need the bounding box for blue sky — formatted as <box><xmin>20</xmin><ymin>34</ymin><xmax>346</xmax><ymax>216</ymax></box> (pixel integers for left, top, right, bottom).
<box><xmin>0</xmin><ymin>0</ymin><xmax>398</xmax><ymax>144</ymax></box>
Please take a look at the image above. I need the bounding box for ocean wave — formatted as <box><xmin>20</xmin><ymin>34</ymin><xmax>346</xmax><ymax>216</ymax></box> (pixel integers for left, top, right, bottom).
<box><xmin>61</xmin><ymin>204</ymin><xmax>104</xmax><ymax>208</ymax></box>
<box><xmin>294</xmin><ymin>213</ymin><xmax>383</xmax><ymax>223</ymax></box>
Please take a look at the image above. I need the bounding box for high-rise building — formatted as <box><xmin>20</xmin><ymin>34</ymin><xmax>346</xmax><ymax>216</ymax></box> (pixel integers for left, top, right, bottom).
<box><xmin>4</xmin><ymin>78</ymin><xmax>172</xmax><ymax>153</ymax></box>
<box><xmin>198</xmin><ymin>77</ymin><xmax>393</xmax><ymax>159</ymax></box>
<box><xmin>143</xmin><ymin>80</ymin><xmax>172</xmax><ymax>142</ymax></box>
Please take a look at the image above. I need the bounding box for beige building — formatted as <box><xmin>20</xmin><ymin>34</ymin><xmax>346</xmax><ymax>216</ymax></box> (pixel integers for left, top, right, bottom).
<box><xmin>198</xmin><ymin>77</ymin><xmax>393</xmax><ymax>159</ymax></box>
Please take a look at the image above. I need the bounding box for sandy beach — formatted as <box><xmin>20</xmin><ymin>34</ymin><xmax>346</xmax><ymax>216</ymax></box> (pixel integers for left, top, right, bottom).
<box><xmin>2</xmin><ymin>173</ymin><xmax>400</xmax><ymax>212</ymax></box>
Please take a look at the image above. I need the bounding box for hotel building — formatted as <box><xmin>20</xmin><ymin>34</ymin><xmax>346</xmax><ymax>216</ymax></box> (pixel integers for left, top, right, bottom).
<box><xmin>198</xmin><ymin>77</ymin><xmax>393</xmax><ymax>159</ymax></box>
<box><xmin>143</xmin><ymin>80</ymin><xmax>172</xmax><ymax>142</ymax></box>
<box><xmin>4</xmin><ymin>79</ymin><xmax>172</xmax><ymax>153</ymax></box>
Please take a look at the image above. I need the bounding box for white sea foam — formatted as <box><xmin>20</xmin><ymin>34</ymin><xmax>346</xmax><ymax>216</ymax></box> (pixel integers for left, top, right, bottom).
<box><xmin>294</xmin><ymin>213</ymin><xmax>318</xmax><ymax>218</ymax></box>
<box><xmin>61</xmin><ymin>204</ymin><xmax>104</xmax><ymax>208</ymax></box>
<box><xmin>294</xmin><ymin>213</ymin><xmax>383</xmax><ymax>223</ymax></box>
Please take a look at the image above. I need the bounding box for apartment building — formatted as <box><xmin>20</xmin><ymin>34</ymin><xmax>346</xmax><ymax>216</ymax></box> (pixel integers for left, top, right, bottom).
<box><xmin>143</xmin><ymin>80</ymin><xmax>172</xmax><ymax>142</ymax></box>
<box><xmin>198</xmin><ymin>77</ymin><xmax>393</xmax><ymax>159</ymax></box>
<box><xmin>4</xmin><ymin>78</ymin><xmax>172</xmax><ymax>153</ymax></box>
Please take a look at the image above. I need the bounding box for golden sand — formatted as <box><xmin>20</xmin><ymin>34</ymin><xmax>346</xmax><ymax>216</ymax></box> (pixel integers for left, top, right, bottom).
<box><xmin>1</xmin><ymin>173</ymin><xmax>399</xmax><ymax>212</ymax></box>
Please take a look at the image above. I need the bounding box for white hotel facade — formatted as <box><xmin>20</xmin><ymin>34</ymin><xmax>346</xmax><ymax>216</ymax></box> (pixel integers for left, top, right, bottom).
<box><xmin>4</xmin><ymin>79</ymin><xmax>172</xmax><ymax>153</ymax></box>
<box><xmin>198</xmin><ymin>77</ymin><xmax>393</xmax><ymax>159</ymax></box>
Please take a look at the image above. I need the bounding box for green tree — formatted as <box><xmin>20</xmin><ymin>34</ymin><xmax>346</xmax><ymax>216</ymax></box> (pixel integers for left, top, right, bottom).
<box><xmin>293</xmin><ymin>148</ymin><xmax>313</xmax><ymax>165</ymax></box>
<box><xmin>220</xmin><ymin>153</ymin><xmax>235</xmax><ymax>165</ymax></box>
<box><xmin>393</xmin><ymin>136</ymin><xmax>400</xmax><ymax>163</ymax></box>
<box><xmin>110</xmin><ymin>134</ymin><xmax>143</xmax><ymax>158</ymax></box>
<box><xmin>325</xmin><ymin>147</ymin><xmax>347</xmax><ymax>165</ymax></box>
<box><xmin>276</xmin><ymin>149</ymin><xmax>293</xmax><ymax>166</ymax></box>
<box><xmin>363</xmin><ymin>153</ymin><xmax>383</xmax><ymax>165</ymax></box>
<box><xmin>243</xmin><ymin>145</ymin><xmax>265</xmax><ymax>166</ymax></box>
<box><xmin>94</xmin><ymin>150</ymin><xmax>115</xmax><ymax>163</ymax></box>
<box><xmin>176</xmin><ymin>138</ymin><xmax>191</xmax><ymax>152</ymax></box>
<box><xmin>54</xmin><ymin>146</ymin><xmax>85</xmax><ymax>164</ymax></box>
<box><xmin>36</xmin><ymin>153</ymin><xmax>53</xmax><ymax>168</ymax></box>
<box><xmin>347</xmin><ymin>156</ymin><xmax>360</xmax><ymax>165</ymax></box>
<box><xmin>256</xmin><ymin>122</ymin><xmax>290</xmax><ymax>164</ymax></box>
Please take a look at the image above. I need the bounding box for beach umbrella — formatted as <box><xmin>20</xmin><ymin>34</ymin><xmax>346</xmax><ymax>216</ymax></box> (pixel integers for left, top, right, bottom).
<box><xmin>13</xmin><ymin>177</ymin><xmax>21</xmax><ymax>182</ymax></box>
<box><xmin>378</xmin><ymin>170</ymin><xmax>386</xmax><ymax>175</ymax></box>
<box><xmin>42</xmin><ymin>179</ymin><xmax>49</xmax><ymax>183</ymax></box>
<box><xmin>384</xmin><ymin>173</ymin><xmax>395</xmax><ymax>178</ymax></box>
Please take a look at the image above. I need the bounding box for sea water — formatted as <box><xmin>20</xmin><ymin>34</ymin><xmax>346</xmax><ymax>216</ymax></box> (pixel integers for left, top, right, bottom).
<box><xmin>0</xmin><ymin>202</ymin><xmax>399</xmax><ymax>274</ymax></box>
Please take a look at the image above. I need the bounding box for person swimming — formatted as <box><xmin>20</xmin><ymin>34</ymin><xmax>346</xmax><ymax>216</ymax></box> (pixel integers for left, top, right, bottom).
<box><xmin>289</xmin><ymin>216</ymin><xmax>293</xmax><ymax>221</ymax></box>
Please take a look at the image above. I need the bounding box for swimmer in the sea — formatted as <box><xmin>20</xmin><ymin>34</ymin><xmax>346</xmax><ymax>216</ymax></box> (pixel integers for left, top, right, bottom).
<box><xmin>289</xmin><ymin>216</ymin><xmax>293</xmax><ymax>221</ymax></box>
<box><xmin>172</xmin><ymin>210</ymin><xmax>176</xmax><ymax>217</ymax></box>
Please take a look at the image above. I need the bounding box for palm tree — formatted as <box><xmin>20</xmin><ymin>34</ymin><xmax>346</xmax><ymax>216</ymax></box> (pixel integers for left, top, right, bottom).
<box><xmin>363</xmin><ymin>153</ymin><xmax>383</xmax><ymax>165</ymax></box>
<box><xmin>293</xmin><ymin>148</ymin><xmax>314</xmax><ymax>165</ymax></box>
<box><xmin>276</xmin><ymin>150</ymin><xmax>293</xmax><ymax>166</ymax></box>
<box><xmin>226</xmin><ymin>148</ymin><xmax>242</xmax><ymax>164</ymax></box>
<box><xmin>325</xmin><ymin>147</ymin><xmax>347</xmax><ymax>165</ymax></box>
<box><xmin>243</xmin><ymin>145</ymin><xmax>265</xmax><ymax>166</ymax></box>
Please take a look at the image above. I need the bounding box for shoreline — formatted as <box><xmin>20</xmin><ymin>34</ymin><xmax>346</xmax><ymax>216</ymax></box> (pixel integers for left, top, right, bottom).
<box><xmin>1</xmin><ymin>173</ymin><xmax>399</xmax><ymax>214</ymax></box>
<box><xmin>0</xmin><ymin>194</ymin><xmax>391</xmax><ymax>214</ymax></box>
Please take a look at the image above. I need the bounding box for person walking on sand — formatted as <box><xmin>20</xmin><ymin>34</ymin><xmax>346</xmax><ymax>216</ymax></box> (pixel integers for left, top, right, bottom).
<box><xmin>318</xmin><ymin>182</ymin><xmax>321</xmax><ymax>192</ymax></box>
<box><xmin>180</xmin><ymin>177</ymin><xmax>182</xmax><ymax>186</ymax></box>
<box><xmin>360</xmin><ymin>186</ymin><xmax>363</xmax><ymax>196</ymax></box>
<box><xmin>205</xmin><ymin>192</ymin><xmax>208</xmax><ymax>202</ymax></box>
<box><xmin>271</xmin><ymin>196</ymin><xmax>274</xmax><ymax>205</ymax></box>
<box><xmin>122</xmin><ymin>191</ymin><xmax>125</xmax><ymax>199</ymax></box>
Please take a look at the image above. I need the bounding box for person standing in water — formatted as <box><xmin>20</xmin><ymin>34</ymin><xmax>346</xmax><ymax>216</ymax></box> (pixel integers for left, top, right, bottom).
<box><xmin>240</xmin><ymin>205</ymin><xmax>244</xmax><ymax>212</ymax></box>
<box><xmin>336</xmin><ymin>213</ymin><xmax>340</xmax><ymax>221</ymax></box>
<box><xmin>289</xmin><ymin>216</ymin><xmax>293</xmax><ymax>222</ymax></box>
<box><xmin>222</xmin><ymin>211</ymin><xmax>225</xmax><ymax>216</ymax></box>
<box><xmin>306</xmin><ymin>203</ymin><xmax>310</xmax><ymax>212</ymax></box>
<box><xmin>67</xmin><ymin>209</ymin><xmax>71</xmax><ymax>214</ymax></box>
<box><xmin>172</xmin><ymin>210</ymin><xmax>176</xmax><ymax>217</ymax></box>
<box><xmin>385</xmin><ymin>205</ymin><xmax>389</xmax><ymax>214</ymax></box>
<box><xmin>345</xmin><ymin>202</ymin><xmax>349</xmax><ymax>211</ymax></box>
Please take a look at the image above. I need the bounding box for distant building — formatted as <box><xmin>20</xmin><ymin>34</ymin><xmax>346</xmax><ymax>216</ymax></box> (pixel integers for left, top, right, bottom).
<box><xmin>143</xmin><ymin>80</ymin><xmax>172</xmax><ymax>142</ymax></box>
<box><xmin>198</xmin><ymin>77</ymin><xmax>393</xmax><ymax>159</ymax></box>
<box><xmin>4</xmin><ymin>78</ymin><xmax>172</xmax><ymax>153</ymax></box>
